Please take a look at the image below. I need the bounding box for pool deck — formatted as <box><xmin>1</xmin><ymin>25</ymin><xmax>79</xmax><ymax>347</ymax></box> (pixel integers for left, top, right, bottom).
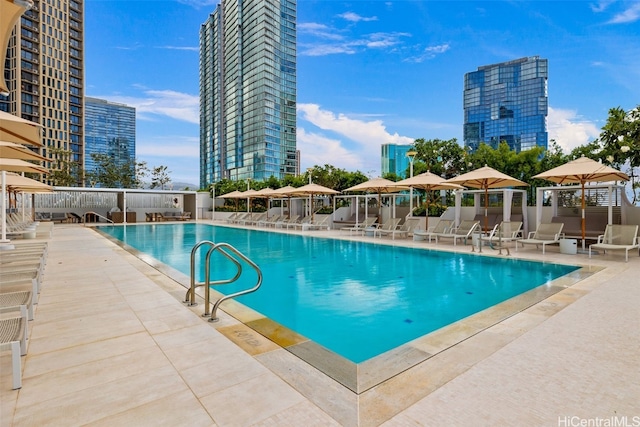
<box><xmin>1</xmin><ymin>221</ymin><xmax>639</xmax><ymax>426</ymax></box>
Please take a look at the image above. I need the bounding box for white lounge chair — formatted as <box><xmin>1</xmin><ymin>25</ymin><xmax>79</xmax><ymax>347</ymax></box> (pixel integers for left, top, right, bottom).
<box><xmin>341</xmin><ymin>217</ymin><xmax>377</xmax><ymax>235</ymax></box>
<box><xmin>433</xmin><ymin>220</ymin><xmax>479</xmax><ymax>246</ymax></box>
<box><xmin>516</xmin><ymin>222</ymin><xmax>564</xmax><ymax>254</ymax></box>
<box><xmin>413</xmin><ymin>219</ymin><xmax>453</xmax><ymax>242</ymax></box>
<box><xmin>477</xmin><ymin>221</ymin><xmax>523</xmax><ymax>255</ymax></box>
<box><xmin>373</xmin><ymin>218</ymin><xmax>402</xmax><ymax>238</ymax></box>
<box><xmin>589</xmin><ymin>224</ymin><xmax>639</xmax><ymax>262</ymax></box>
<box><xmin>0</xmin><ymin>305</ymin><xmax>28</xmax><ymax>389</ymax></box>
<box><xmin>377</xmin><ymin>218</ymin><xmax>420</xmax><ymax>240</ymax></box>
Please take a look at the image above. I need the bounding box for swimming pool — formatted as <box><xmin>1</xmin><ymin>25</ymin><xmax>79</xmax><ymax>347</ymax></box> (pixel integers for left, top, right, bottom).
<box><xmin>97</xmin><ymin>223</ymin><xmax>579</xmax><ymax>364</ymax></box>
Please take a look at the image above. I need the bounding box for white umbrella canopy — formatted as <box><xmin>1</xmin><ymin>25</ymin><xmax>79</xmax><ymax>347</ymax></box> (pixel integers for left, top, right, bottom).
<box><xmin>0</xmin><ymin>157</ymin><xmax>48</xmax><ymax>174</ymax></box>
<box><xmin>396</xmin><ymin>171</ymin><xmax>465</xmax><ymax>229</ymax></box>
<box><xmin>0</xmin><ymin>140</ymin><xmax>46</xmax><ymax>161</ymax></box>
<box><xmin>3</xmin><ymin>172</ymin><xmax>52</xmax><ymax>192</ymax></box>
<box><xmin>287</xmin><ymin>183</ymin><xmax>339</xmax><ymax>221</ymax></box>
<box><xmin>2</xmin><ymin>0</ymin><xmax>33</xmax><ymax>95</ymax></box>
<box><xmin>218</xmin><ymin>190</ymin><xmax>246</xmax><ymax>212</ymax></box>
<box><xmin>343</xmin><ymin>177</ymin><xmax>408</xmax><ymax>223</ymax></box>
<box><xmin>0</xmin><ymin>110</ymin><xmax>43</xmax><ymax>146</ymax></box>
<box><xmin>446</xmin><ymin>165</ymin><xmax>528</xmax><ymax>232</ymax></box>
<box><xmin>269</xmin><ymin>185</ymin><xmax>297</xmax><ymax>218</ymax></box>
<box><xmin>533</xmin><ymin>156</ymin><xmax>630</xmax><ymax>248</ymax></box>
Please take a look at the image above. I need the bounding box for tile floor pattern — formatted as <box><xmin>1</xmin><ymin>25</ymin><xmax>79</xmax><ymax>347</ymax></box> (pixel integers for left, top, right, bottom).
<box><xmin>1</xmin><ymin>223</ymin><xmax>639</xmax><ymax>426</ymax></box>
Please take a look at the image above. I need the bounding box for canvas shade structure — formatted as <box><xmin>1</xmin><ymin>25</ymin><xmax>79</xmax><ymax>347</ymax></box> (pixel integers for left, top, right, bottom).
<box><xmin>218</xmin><ymin>190</ymin><xmax>248</xmax><ymax>212</ymax></box>
<box><xmin>396</xmin><ymin>171</ymin><xmax>465</xmax><ymax>229</ymax></box>
<box><xmin>0</xmin><ymin>111</ymin><xmax>43</xmax><ymax>147</ymax></box>
<box><xmin>287</xmin><ymin>183</ymin><xmax>339</xmax><ymax>221</ymax></box>
<box><xmin>269</xmin><ymin>185</ymin><xmax>297</xmax><ymax>218</ymax></box>
<box><xmin>0</xmin><ymin>141</ymin><xmax>46</xmax><ymax>161</ymax></box>
<box><xmin>3</xmin><ymin>172</ymin><xmax>52</xmax><ymax>193</ymax></box>
<box><xmin>533</xmin><ymin>156</ymin><xmax>629</xmax><ymax>250</ymax></box>
<box><xmin>1</xmin><ymin>157</ymin><xmax>48</xmax><ymax>245</ymax></box>
<box><xmin>446</xmin><ymin>165</ymin><xmax>528</xmax><ymax>232</ymax></box>
<box><xmin>252</xmin><ymin>188</ymin><xmax>279</xmax><ymax>218</ymax></box>
<box><xmin>1</xmin><ymin>0</ymin><xmax>33</xmax><ymax>95</ymax></box>
<box><xmin>343</xmin><ymin>177</ymin><xmax>409</xmax><ymax>223</ymax></box>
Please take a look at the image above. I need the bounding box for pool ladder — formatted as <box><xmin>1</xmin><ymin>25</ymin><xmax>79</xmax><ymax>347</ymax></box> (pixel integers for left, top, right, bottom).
<box><xmin>184</xmin><ymin>240</ymin><xmax>262</xmax><ymax>322</ymax></box>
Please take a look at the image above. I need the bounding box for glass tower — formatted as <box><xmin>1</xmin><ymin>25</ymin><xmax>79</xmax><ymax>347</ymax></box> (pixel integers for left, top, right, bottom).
<box><xmin>381</xmin><ymin>144</ymin><xmax>413</xmax><ymax>178</ymax></box>
<box><xmin>1</xmin><ymin>0</ymin><xmax>84</xmax><ymax>185</ymax></box>
<box><xmin>84</xmin><ymin>97</ymin><xmax>136</xmax><ymax>186</ymax></box>
<box><xmin>199</xmin><ymin>0</ymin><xmax>297</xmax><ymax>187</ymax></box>
<box><xmin>463</xmin><ymin>56</ymin><xmax>548</xmax><ymax>153</ymax></box>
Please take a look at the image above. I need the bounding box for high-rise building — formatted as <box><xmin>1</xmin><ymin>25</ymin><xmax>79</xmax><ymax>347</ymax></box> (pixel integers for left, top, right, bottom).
<box><xmin>381</xmin><ymin>144</ymin><xmax>413</xmax><ymax>178</ymax></box>
<box><xmin>463</xmin><ymin>56</ymin><xmax>548</xmax><ymax>153</ymax></box>
<box><xmin>1</xmin><ymin>0</ymin><xmax>84</xmax><ymax>184</ymax></box>
<box><xmin>84</xmin><ymin>97</ymin><xmax>136</xmax><ymax>186</ymax></box>
<box><xmin>199</xmin><ymin>0</ymin><xmax>297</xmax><ymax>187</ymax></box>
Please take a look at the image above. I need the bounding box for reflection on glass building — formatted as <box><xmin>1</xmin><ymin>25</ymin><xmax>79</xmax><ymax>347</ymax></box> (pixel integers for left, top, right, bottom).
<box><xmin>85</xmin><ymin>97</ymin><xmax>136</xmax><ymax>186</ymax></box>
<box><xmin>381</xmin><ymin>144</ymin><xmax>413</xmax><ymax>178</ymax></box>
<box><xmin>463</xmin><ymin>56</ymin><xmax>548</xmax><ymax>153</ymax></box>
<box><xmin>199</xmin><ymin>0</ymin><xmax>297</xmax><ymax>187</ymax></box>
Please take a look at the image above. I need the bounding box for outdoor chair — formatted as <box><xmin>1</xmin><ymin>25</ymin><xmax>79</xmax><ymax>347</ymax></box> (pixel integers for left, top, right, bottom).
<box><xmin>341</xmin><ymin>217</ymin><xmax>377</xmax><ymax>235</ymax></box>
<box><xmin>516</xmin><ymin>222</ymin><xmax>564</xmax><ymax>254</ymax></box>
<box><xmin>377</xmin><ymin>218</ymin><xmax>421</xmax><ymax>240</ymax></box>
<box><xmin>414</xmin><ymin>219</ymin><xmax>454</xmax><ymax>242</ymax></box>
<box><xmin>0</xmin><ymin>305</ymin><xmax>28</xmax><ymax>389</ymax></box>
<box><xmin>589</xmin><ymin>224</ymin><xmax>639</xmax><ymax>262</ymax></box>
<box><xmin>434</xmin><ymin>220</ymin><xmax>480</xmax><ymax>246</ymax></box>
<box><xmin>373</xmin><ymin>218</ymin><xmax>402</xmax><ymax>238</ymax></box>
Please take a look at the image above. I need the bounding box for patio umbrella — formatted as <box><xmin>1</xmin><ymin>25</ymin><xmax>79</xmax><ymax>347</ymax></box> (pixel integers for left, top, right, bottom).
<box><xmin>1</xmin><ymin>157</ymin><xmax>48</xmax><ymax>245</ymax></box>
<box><xmin>269</xmin><ymin>185</ymin><xmax>297</xmax><ymax>218</ymax></box>
<box><xmin>396</xmin><ymin>171</ymin><xmax>465</xmax><ymax>230</ymax></box>
<box><xmin>3</xmin><ymin>172</ymin><xmax>52</xmax><ymax>193</ymax></box>
<box><xmin>0</xmin><ymin>110</ymin><xmax>43</xmax><ymax>146</ymax></box>
<box><xmin>0</xmin><ymin>141</ymin><xmax>46</xmax><ymax>161</ymax></box>
<box><xmin>288</xmin><ymin>183</ymin><xmax>339</xmax><ymax>221</ymax></box>
<box><xmin>2</xmin><ymin>0</ymin><xmax>33</xmax><ymax>95</ymax></box>
<box><xmin>446</xmin><ymin>165</ymin><xmax>527</xmax><ymax>233</ymax></box>
<box><xmin>533</xmin><ymin>156</ymin><xmax>629</xmax><ymax>250</ymax></box>
<box><xmin>218</xmin><ymin>190</ymin><xmax>246</xmax><ymax>212</ymax></box>
<box><xmin>253</xmin><ymin>187</ymin><xmax>278</xmax><ymax>218</ymax></box>
<box><xmin>343</xmin><ymin>177</ymin><xmax>409</xmax><ymax>224</ymax></box>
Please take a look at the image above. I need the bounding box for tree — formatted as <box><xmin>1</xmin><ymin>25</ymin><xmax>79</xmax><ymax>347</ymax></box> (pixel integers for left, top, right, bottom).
<box><xmin>411</xmin><ymin>138</ymin><xmax>467</xmax><ymax>179</ymax></box>
<box><xmin>48</xmin><ymin>147</ymin><xmax>83</xmax><ymax>186</ymax></box>
<box><xmin>150</xmin><ymin>165</ymin><xmax>171</xmax><ymax>190</ymax></box>
<box><xmin>86</xmin><ymin>153</ymin><xmax>140</xmax><ymax>188</ymax></box>
<box><xmin>597</xmin><ymin>105</ymin><xmax>640</xmax><ymax>203</ymax></box>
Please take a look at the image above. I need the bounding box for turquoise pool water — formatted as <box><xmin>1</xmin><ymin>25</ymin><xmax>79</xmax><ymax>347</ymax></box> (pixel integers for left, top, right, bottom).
<box><xmin>98</xmin><ymin>223</ymin><xmax>579</xmax><ymax>363</ymax></box>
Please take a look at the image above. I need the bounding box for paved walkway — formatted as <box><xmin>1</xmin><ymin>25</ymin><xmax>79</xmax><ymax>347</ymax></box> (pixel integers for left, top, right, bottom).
<box><xmin>1</xmin><ymin>223</ymin><xmax>638</xmax><ymax>426</ymax></box>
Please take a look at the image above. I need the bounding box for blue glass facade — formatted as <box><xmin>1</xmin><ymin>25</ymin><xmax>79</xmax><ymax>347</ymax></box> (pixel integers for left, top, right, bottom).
<box><xmin>84</xmin><ymin>97</ymin><xmax>136</xmax><ymax>185</ymax></box>
<box><xmin>381</xmin><ymin>144</ymin><xmax>413</xmax><ymax>178</ymax></box>
<box><xmin>463</xmin><ymin>56</ymin><xmax>548</xmax><ymax>153</ymax></box>
<box><xmin>199</xmin><ymin>0</ymin><xmax>297</xmax><ymax>187</ymax></box>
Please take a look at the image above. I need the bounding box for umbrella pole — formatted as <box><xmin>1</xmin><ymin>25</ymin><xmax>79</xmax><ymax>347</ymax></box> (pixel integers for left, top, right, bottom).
<box><xmin>581</xmin><ymin>181</ymin><xmax>586</xmax><ymax>251</ymax></box>
<box><xmin>425</xmin><ymin>193</ymin><xmax>430</xmax><ymax>231</ymax></box>
<box><xmin>484</xmin><ymin>187</ymin><xmax>489</xmax><ymax>233</ymax></box>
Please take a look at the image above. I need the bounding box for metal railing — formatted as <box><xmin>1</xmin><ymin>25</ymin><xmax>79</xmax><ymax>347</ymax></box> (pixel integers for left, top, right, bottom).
<box><xmin>185</xmin><ymin>241</ymin><xmax>262</xmax><ymax>322</ymax></box>
<box><xmin>82</xmin><ymin>211</ymin><xmax>113</xmax><ymax>225</ymax></box>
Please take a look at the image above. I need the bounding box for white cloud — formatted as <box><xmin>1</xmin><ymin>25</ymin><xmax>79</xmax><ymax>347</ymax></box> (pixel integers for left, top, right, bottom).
<box><xmin>297</xmin><ymin>103</ymin><xmax>414</xmax><ymax>175</ymax></box>
<box><xmin>338</xmin><ymin>12</ymin><xmax>378</xmax><ymax>23</ymax></box>
<box><xmin>590</xmin><ymin>0</ymin><xmax>615</xmax><ymax>13</ymax></box>
<box><xmin>159</xmin><ymin>45</ymin><xmax>199</xmax><ymax>52</ymax></box>
<box><xmin>404</xmin><ymin>43</ymin><xmax>451</xmax><ymax>63</ymax></box>
<box><xmin>98</xmin><ymin>90</ymin><xmax>200</xmax><ymax>124</ymax></box>
<box><xmin>296</xmin><ymin>128</ymin><xmax>363</xmax><ymax>171</ymax></box>
<box><xmin>547</xmin><ymin>106</ymin><xmax>601</xmax><ymax>152</ymax></box>
<box><xmin>607</xmin><ymin>2</ymin><xmax>640</xmax><ymax>23</ymax></box>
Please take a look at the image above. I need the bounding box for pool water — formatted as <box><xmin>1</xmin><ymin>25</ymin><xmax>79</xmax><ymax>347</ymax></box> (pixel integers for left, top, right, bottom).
<box><xmin>98</xmin><ymin>223</ymin><xmax>579</xmax><ymax>363</ymax></box>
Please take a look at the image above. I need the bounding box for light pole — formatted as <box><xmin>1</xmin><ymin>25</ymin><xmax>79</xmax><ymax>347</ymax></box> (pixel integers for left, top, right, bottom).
<box><xmin>406</xmin><ymin>149</ymin><xmax>417</xmax><ymax>215</ymax></box>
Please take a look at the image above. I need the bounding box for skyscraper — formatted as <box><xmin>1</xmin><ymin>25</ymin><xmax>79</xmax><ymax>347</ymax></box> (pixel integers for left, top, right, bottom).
<box><xmin>463</xmin><ymin>56</ymin><xmax>548</xmax><ymax>153</ymax></box>
<box><xmin>199</xmin><ymin>0</ymin><xmax>297</xmax><ymax>187</ymax></box>
<box><xmin>84</xmin><ymin>97</ymin><xmax>136</xmax><ymax>186</ymax></box>
<box><xmin>381</xmin><ymin>144</ymin><xmax>413</xmax><ymax>178</ymax></box>
<box><xmin>1</xmin><ymin>0</ymin><xmax>84</xmax><ymax>184</ymax></box>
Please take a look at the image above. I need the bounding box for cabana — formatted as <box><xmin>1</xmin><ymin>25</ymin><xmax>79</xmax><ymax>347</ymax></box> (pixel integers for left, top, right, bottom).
<box><xmin>453</xmin><ymin>188</ymin><xmax>528</xmax><ymax>234</ymax></box>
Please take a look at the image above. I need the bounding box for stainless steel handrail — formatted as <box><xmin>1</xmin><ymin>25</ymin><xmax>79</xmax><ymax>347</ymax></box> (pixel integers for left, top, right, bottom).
<box><xmin>82</xmin><ymin>211</ymin><xmax>113</xmax><ymax>225</ymax></box>
<box><xmin>185</xmin><ymin>241</ymin><xmax>262</xmax><ymax>322</ymax></box>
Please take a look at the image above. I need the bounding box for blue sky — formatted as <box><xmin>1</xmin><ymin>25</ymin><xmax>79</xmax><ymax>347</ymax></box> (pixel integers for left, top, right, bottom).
<box><xmin>85</xmin><ymin>0</ymin><xmax>640</xmax><ymax>187</ymax></box>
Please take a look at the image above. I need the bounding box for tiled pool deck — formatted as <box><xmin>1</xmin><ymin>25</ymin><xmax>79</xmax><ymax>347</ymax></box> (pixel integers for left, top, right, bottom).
<box><xmin>1</xmin><ymin>221</ymin><xmax>639</xmax><ymax>426</ymax></box>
